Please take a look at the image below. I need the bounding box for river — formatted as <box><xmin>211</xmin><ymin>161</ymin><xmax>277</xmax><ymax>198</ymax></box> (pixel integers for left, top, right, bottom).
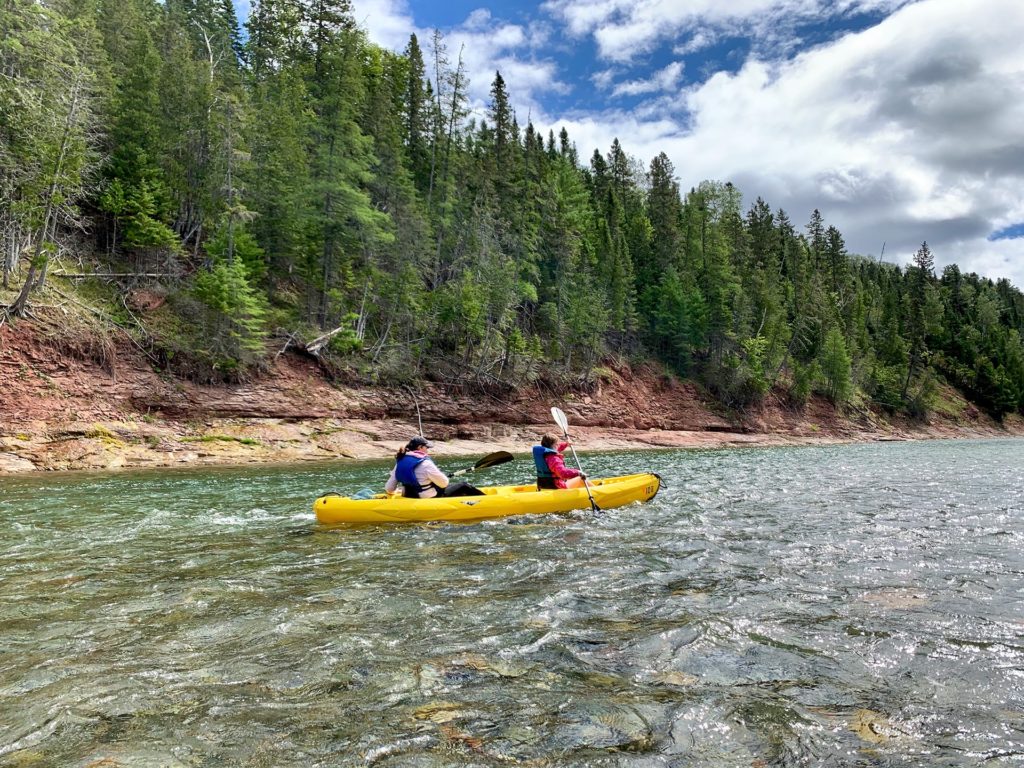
<box><xmin>1</xmin><ymin>439</ymin><xmax>1023</xmax><ymax>766</ymax></box>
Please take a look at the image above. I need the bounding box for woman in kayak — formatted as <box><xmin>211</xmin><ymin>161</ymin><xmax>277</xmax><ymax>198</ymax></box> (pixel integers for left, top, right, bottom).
<box><xmin>386</xmin><ymin>437</ymin><xmax>481</xmax><ymax>498</ymax></box>
<box><xmin>533</xmin><ymin>434</ymin><xmax>587</xmax><ymax>490</ymax></box>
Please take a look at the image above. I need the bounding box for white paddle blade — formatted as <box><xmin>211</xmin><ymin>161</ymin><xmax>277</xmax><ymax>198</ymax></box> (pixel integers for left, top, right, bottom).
<box><xmin>551</xmin><ymin>406</ymin><xmax>569</xmax><ymax>433</ymax></box>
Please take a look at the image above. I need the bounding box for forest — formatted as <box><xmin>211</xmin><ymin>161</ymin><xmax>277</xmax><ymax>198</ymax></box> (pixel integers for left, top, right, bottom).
<box><xmin>2</xmin><ymin>0</ymin><xmax>1023</xmax><ymax>420</ymax></box>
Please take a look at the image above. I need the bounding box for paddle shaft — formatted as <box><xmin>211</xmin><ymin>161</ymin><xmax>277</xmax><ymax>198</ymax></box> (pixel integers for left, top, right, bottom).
<box><xmin>556</xmin><ymin>425</ymin><xmax>599</xmax><ymax>513</ymax></box>
<box><xmin>450</xmin><ymin>451</ymin><xmax>513</xmax><ymax>477</ymax></box>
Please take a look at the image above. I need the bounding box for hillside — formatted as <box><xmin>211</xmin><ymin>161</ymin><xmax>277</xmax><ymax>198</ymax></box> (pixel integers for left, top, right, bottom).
<box><xmin>2</xmin><ymin>300</ymin><xmax>1020</xmax><ymax>475</ymax></box>
<box><xmin>5</xmin><ymin>0</ymin><xmax>1024</xmax><ymax>447</ymax></box>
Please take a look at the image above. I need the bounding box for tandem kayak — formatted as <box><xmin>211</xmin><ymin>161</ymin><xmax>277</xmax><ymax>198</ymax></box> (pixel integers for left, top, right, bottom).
<box><xmin>313</xmin><ymin>472</ymin><xmax>661</xmax><ymax>524</ymax></box>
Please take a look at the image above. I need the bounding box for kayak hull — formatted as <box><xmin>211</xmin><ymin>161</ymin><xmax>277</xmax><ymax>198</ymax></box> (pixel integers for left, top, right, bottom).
<box><xmin>314</xmin><ymin>472</ymin><xmax>661</xmax><ymax>524</ymax></box>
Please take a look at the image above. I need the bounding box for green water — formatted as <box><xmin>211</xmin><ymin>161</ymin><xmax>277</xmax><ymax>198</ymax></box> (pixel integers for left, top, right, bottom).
<box><xmin>1</xmin><ymin>439</ymin><xmax>1023</xmax><ymax>766</ymax></box>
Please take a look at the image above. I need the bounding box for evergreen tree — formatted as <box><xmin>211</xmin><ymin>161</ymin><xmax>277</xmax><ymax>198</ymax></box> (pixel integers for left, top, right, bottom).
<box><xmin>820</xmin><ymin>325</ymin><xmax>853</xmax><ymax>405</ymax></box>
<box><xmin>902</xmin><ymin>241</ymin><xmax>934</xmax><ymax>400</ymax></box>
<box><xmin>646</xmin><ymin>152</ymin><xmax>683</xmax><ymax>280</ymax></box>
<box><xmin>3</xmin><ymin>0</ymin><xmax>1023</xmax><ymax>414</ymax></box>
<box><xmin>806</xmin><ymin>208</ymin><xmax>825</xmax><ymax>268</ymax></box>
<box><xmin>401</xmin><ymin>34</ymin><xmax>430</xmax><ymax>193</ymax></box>
<box><xmin>304</xmin><ymin>11</ymin><xmax>391</xmax><ymax>328</ymax></box>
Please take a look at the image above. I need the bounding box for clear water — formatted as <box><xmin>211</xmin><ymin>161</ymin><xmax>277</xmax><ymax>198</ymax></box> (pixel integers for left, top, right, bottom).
<box><xmin>1</xmin><ymin>439</ymin><xmax>1023</xmax><ymax>766</ymax></box>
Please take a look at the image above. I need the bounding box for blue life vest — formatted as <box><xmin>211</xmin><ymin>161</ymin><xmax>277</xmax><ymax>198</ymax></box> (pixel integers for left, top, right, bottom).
<box><xmin>533</xmin><ymin>445</ymin><xmax>557</xmax><ymax>479</ymax></box>
<box><xmin>395</xmin><ymin>453</ymin><xmax>434</xmax><ymax>498</ymax></box>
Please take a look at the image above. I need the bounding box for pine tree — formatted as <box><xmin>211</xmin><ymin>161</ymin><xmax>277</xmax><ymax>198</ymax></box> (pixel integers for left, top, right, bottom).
<box><xmin>646</xmin><ymin>152</ymin><xmax>682</xmax><ymax>279</ymax></box>
<box><xmin>304</xmin><ymin>11</ymin><xmax>391</xmax><ymax>328</ymax></box>
<box><xmin>97</xmin><ymin>9</ymin><xmax>178</xmax><ymax>259</ymax></box>
<box><xmin>402</xmin><ymin>34</ymin><xmax>430</xmax><ymax>193</ymax></box>
<box><xmin>806</xmin><ymin>208</ymin><xmax>825</xmax><ymax>269</ymax></box>
<box><xmin>820</xmin><ymin>325</ymin><xmax>853</xmax><ymax>404</ymax></box>
<box><xmin>902</xmin><ymin>241</ymin><xmax>934</xmax><ymax>400</ymax></box>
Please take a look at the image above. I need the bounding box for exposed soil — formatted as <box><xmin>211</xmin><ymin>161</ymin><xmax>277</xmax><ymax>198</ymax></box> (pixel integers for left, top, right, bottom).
<box><xmin>2</xmin><ymin>317</ymin><xmax>1021</xmax><ymax>474</ymax></box>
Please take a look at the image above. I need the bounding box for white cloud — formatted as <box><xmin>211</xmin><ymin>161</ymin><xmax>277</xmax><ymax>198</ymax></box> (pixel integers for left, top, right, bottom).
<box><xmin>537</xmin><ymin>0</ymin><xmax>1024</xmax><ymax>287</ymax></box>
<box><xmin>672</xmin><ymin>30</ymin><xmax>718</xmax><ymax>56</ymax></box>
<box><xmin>543</xmin><ymin>0</ymin><xmax>914</xmax><ymax>62</ymax></box>
<box><xmin>351</xmin><ymin>0</ymin><xmax>416</xmax><ymax>52</ymax></box>
<box><xmin>443</xmin><ymin>23</ymin><xmax>566</xmax><ymax>121</ymax></box>
<box><xmin>591</xmin><ymin>68</ymin><xmax>617</xmax><ymax>89</ymax></box>
<box><xmin>610</xmin><ymin>61</ymin><xmax>685</xmax><ymax>97</ymax></box>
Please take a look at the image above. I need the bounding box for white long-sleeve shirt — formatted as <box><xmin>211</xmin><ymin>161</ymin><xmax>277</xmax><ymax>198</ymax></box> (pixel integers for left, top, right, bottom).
<box><xmin>385</xmin><ymin>450</ymin><xmax>449</xmax><ymax>497</ymax></box>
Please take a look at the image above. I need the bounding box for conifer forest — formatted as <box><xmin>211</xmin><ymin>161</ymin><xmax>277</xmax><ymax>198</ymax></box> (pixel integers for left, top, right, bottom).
<box><xmin>2</xmin><ymin>0</ymin><xmax>1023</xmax><ymax>420</ymax></box>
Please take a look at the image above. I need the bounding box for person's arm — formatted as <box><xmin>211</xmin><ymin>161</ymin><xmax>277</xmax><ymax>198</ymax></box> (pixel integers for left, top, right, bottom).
<box><xmin>547</xmin><ymin>453</ymin><xmax>580</xmax><ymax>480</ymax></box>
<box><xmin>385</xmin><ymin>466</ymin><xmax>399</xmax><ymax>493</ymax></box>
<box><xmin>421</xmin><ymin>458</ymin><xmax>449</xmax><ymax>489</ymax></box>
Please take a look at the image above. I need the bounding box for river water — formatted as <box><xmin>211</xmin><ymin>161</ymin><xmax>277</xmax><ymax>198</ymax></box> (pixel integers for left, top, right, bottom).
<box><xmin>1</xmin><ymin>439</ymin><xmax>1023</xmax><ymax>766</ymax></box>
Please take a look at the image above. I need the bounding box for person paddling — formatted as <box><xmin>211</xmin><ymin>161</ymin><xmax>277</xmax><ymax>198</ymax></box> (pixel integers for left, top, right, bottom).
<box><xmin>385</xmin><ymin>437</ymin><xmax>482</xmax><ymax>498</ymax></box>
<box><xmin>533</xmin><ymin>433</ymin><xmax>586</xmax><ymax>490</ymax></box>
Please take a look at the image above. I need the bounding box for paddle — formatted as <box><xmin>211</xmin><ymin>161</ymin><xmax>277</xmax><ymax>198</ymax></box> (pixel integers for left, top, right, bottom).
<box><xmin>550</xmin><ymin>407</ymin><xmax>600</xmax><ymax>513</ymax></box>
<box><xmin>450</xmin><ymin>450</ymin><xmax>514</xmax><ymax>477</ymax></box>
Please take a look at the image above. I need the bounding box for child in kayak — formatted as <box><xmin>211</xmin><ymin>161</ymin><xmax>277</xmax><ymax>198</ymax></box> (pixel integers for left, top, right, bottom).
<box><xmin>533</xmin><ymin>434</ymin><xmax>587</xmax><ymax>490</ymax></box>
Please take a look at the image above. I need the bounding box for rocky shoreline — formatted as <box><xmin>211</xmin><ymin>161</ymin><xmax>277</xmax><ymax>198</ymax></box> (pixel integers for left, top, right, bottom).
<box><xmin>3</xmin><ymin>412</ymin><xmax>1021</xmax><ymax>476</ymax></box>
<box><xmin>2</xmin><ymin>320</ymin><xmax>1022</xmax><ymax>475</ymax></box>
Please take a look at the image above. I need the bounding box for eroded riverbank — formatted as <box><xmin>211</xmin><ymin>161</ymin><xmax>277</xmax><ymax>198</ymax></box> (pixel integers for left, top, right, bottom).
<box><xmin>3</xmin><ymin>319</ymin><xmax>1022</xmax><ymax>474</ymax></box>
<box><xmin>3</xmin><ymin>412</ymin><xmax>1022</xmax><ymax>474</ymax></box>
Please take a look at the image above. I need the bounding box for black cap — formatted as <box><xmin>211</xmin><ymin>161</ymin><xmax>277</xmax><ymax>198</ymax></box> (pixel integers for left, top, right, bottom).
<box><xmin>407</xmin><ymin>436</ymin><xmax>433</xmax><ymax>450</ymax></box>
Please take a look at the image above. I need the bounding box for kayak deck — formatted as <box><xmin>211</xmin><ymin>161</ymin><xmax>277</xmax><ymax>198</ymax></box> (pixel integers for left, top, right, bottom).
<box><xmin>314</xmin><ymin>472</ymin><xmax>661</xmax><ymax>524</ymax></box>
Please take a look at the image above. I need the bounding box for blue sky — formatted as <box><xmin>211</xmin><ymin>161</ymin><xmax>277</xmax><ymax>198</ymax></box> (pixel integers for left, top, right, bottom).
<box><xmin>248</xmin><ymin>0</ymin><xmax>1024</xmax><ymax>288</ymax></box>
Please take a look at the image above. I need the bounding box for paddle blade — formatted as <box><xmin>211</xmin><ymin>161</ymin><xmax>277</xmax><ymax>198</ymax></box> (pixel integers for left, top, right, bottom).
<box><xmin>451</xmin><ymin>451</ymin><xmax>515</xmax><ymax>477</ymax></box>
<box><xmin>473</xmin><ymin>451</ymin><xmax>514</xmax><ymax>471</ymax></box>
<box><xmin>551</xmin><ymin>406</ymin><xmax>569</xmax><ymax>434</ymax></box>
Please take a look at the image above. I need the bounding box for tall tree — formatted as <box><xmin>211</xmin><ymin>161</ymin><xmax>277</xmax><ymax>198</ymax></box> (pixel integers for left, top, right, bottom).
<box><xmin>4</xmin><ymin>0</ymin><xmax>102</xmax><ymax>315</ymax></box>
<box><xmin>902</xmin><ymin>241</ymin><xmax>934</xmax><ymax>399</ymax></box>
<box><xmin>401</xmin><ymin>34</ymin><xmax>430</xmax><ymax>193</ymax></box>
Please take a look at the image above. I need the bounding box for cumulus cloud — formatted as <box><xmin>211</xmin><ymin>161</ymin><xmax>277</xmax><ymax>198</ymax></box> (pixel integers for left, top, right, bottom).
<box><xmin>673</xmin><ymin>30</ymin><xmax>718</xmax><ymax>57</ymax></box>
<box><xmin>532</xmin><ymin>0</ymin><xmax>1024</xmax><ymax>286</ymax></box>
<box><xmin>542</xmin><ymin>0</ymin><xmax>914</xmax><ymax>62</ymax></box>
<box><xmin>350</xmin><ymin>0</ymin><xmax>417</xmax><ymax>52</ymax></box>
<box><xmin>610</xmin><ymin>61</ymin><xmax>685</xmax><ymax>97</ymax></box>
<box><xmin>682</xmin><ymin>0</ymin><xmax>1024</xmax><ymax>279</ymax></box>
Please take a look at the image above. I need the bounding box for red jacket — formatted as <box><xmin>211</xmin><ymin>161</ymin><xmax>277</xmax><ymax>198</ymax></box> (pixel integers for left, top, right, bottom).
<box><xmin>545</xmin><ymin>442</ymin><xmax>581</xmax><ymax>489</ymax></box>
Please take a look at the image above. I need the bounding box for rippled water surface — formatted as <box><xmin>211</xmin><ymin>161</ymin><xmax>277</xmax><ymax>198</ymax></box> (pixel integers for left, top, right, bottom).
<box><xmin>2</xmin><ymin>439</ymin><xmax>1024</xmax><ymax>766</ymax></box>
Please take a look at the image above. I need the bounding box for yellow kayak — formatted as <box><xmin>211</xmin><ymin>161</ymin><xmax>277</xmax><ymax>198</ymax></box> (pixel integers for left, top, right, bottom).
<box><xmin>314</xmin><ymin>473</ymin><xmax>661</xmax><ymax>524</ymax></box>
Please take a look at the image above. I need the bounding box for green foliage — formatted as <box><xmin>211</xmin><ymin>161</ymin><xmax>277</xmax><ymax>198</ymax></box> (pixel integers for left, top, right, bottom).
<box><xmin>7</xmin><ymin>0</ymin><xmax>1024</xmax><ymax>424</ymax></box>
<box><xmin>326</xmin><ymin>313</ymin><xmax>363</xmax><ymax>356</ymax></box>
<box><xmin>740</xmin><ymin>334</ymin><xmax>771</xmax><ymax>400</ymax></box>
<box><xmin>206</xmin><ymin>218</ymin><xmax>265</xmax><ymax>281</ymax></box>
<box><xmin>1</xmin><ymin>0</ymin><xmax>103</xmax><ymax>308</ymax></box>
<box><xmin>868</xmin><ymin>364</ymin><xmax>907</xmax><ymax>412</ymax></box>
<box><xmin>116</xmin><ymin>181</ymin><xmax>179</xmax><ymax>250</ymax></box>
<box><xmin>187</xmin><ymin>258</ymin><xmax>267</xmax><ymax>376</ymax></box>
<box><xmin>819</xmin><ymin>326</ymin><xmax>853</xmax><ymax>405</ymax></box>
<box><xmin>906</xmin><ymin>370</ymin><xmax>938</xmax><ymax>420</ymax></box>
<box><xmin>790</xmin><ymin>360</ymin><xmax>818</xmax><ymax>407</ymax></box>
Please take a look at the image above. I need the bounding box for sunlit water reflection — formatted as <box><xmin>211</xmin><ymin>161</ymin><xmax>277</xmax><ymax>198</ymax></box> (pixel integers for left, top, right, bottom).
<box><xmin>2</xmin><ymin>439</ymin><xmax>1023</xmax><ymax>766</ymax></box>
